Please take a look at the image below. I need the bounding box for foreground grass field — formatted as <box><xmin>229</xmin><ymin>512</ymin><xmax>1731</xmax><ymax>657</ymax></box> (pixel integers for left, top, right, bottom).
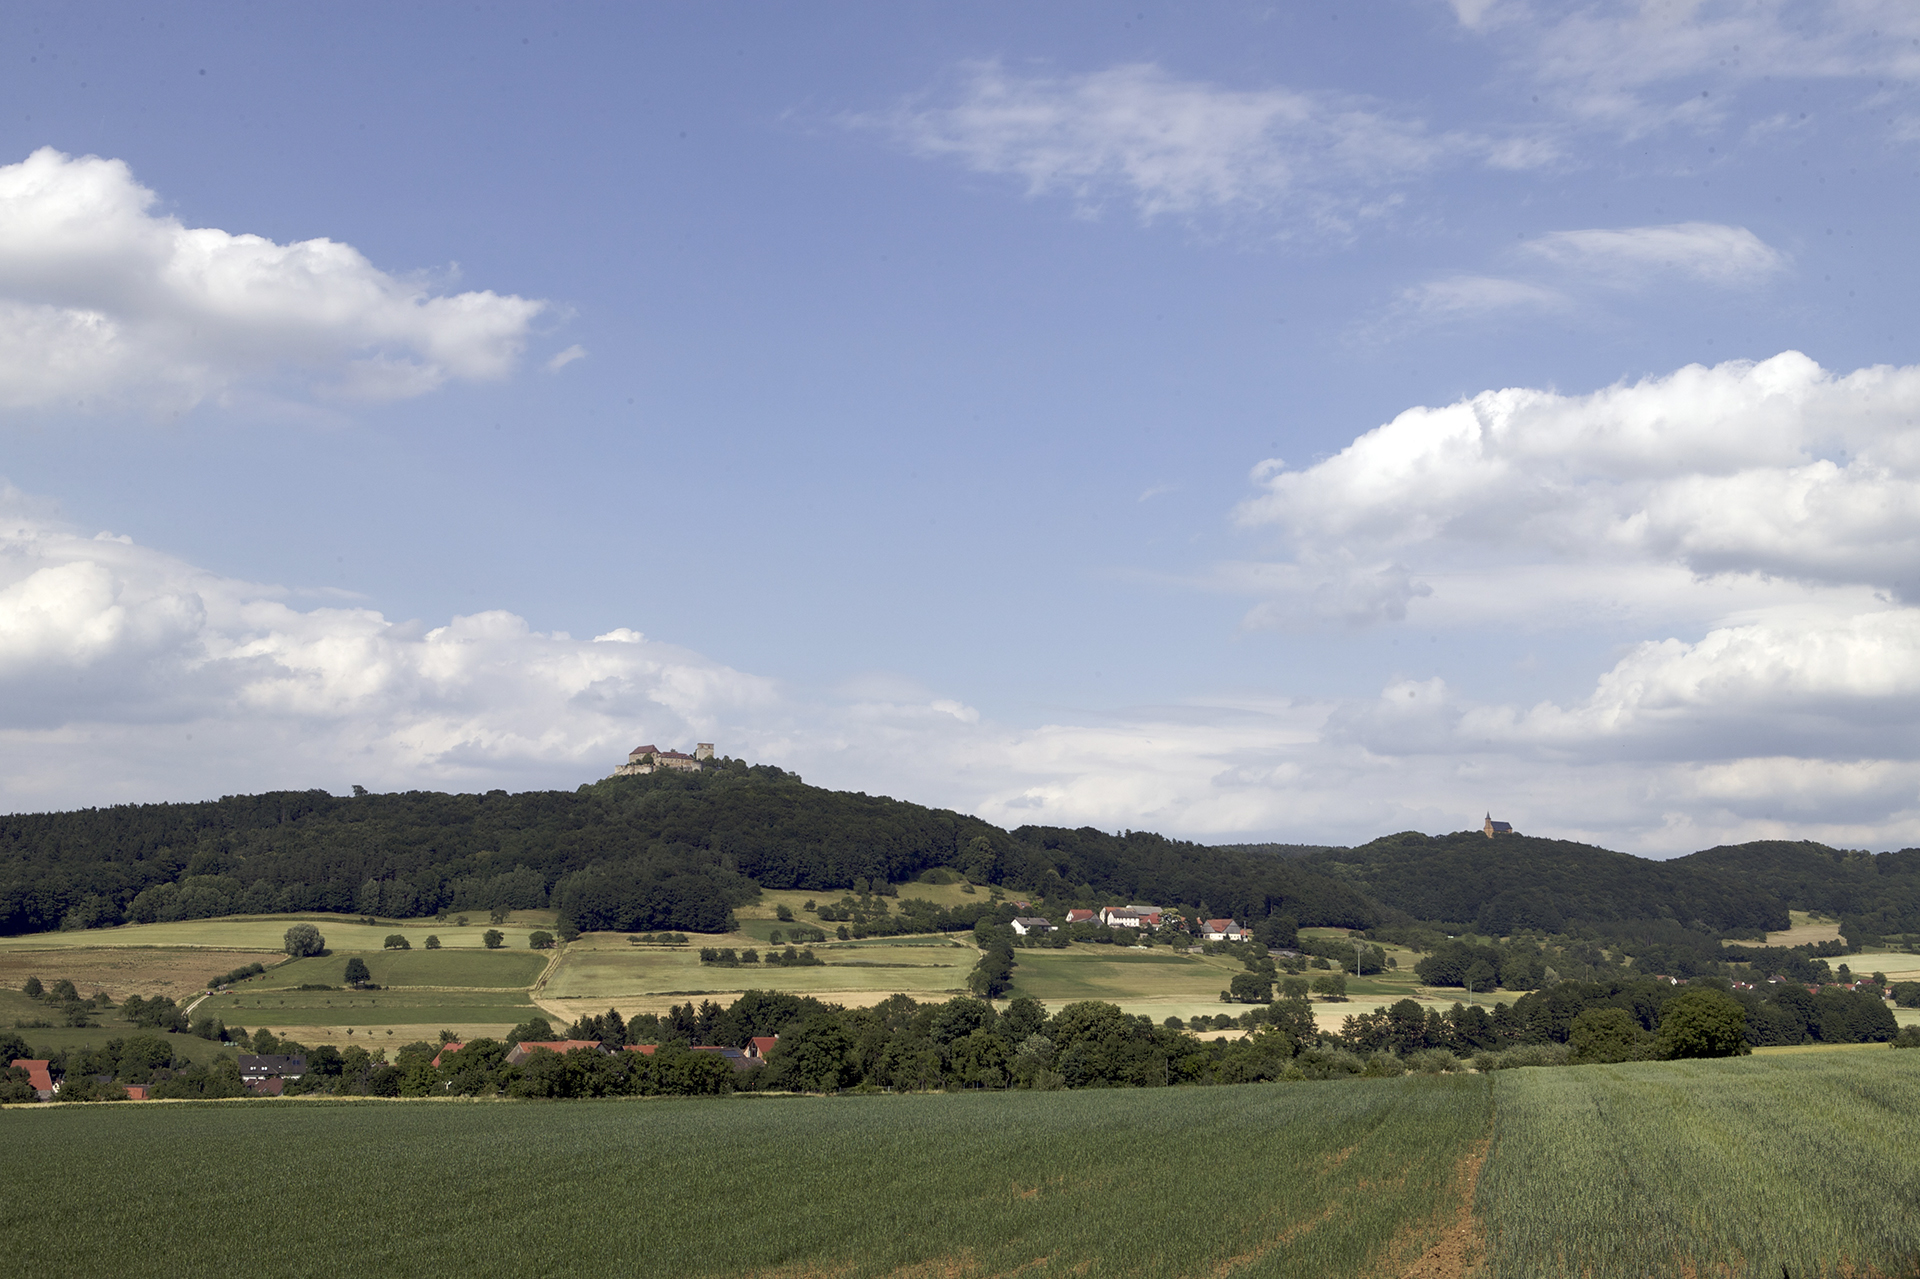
<box><xmin>4</xmin><ymin>1050</ymin><xmax>1918</xmax><ymax>1276</ymax></box>
<box><xmin>1</xmin><ymin>1077</ymin><xmax>1490</xmax><ymax>1279</ymax></box>
<box><xmin>1480</xmin><ymin>1053</ymin><xmax>1920</xmax><ymax>1277</ymax></box>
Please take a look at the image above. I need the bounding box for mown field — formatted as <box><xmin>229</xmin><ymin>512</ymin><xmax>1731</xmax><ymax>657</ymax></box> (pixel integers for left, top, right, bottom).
<box><xmin>1</xmin><ymin>1075</ymin><xmax>1492</xmax><ymax>1279</ymax></box>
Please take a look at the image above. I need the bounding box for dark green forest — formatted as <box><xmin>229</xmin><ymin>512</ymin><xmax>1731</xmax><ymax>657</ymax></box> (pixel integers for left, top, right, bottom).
<box><xmin>0</xmin><ymin>765</ymin><xmax>1370</xmax><ymax>937</ymax></box>
<box><xmin>5</xmin><ymin>766</ymin><xmax>1920</xmax><ymax>947</ymax></box>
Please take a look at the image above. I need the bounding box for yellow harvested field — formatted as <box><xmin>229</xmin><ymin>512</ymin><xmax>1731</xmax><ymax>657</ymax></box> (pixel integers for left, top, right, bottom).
<box><xmin>1757</xmin><ymin>911</ymin><xmax>1845</xmax><ymax>948</ymax></box>
<box><xmin>0</xmin><ymin>947</ymin><xmax>285</xmax><ymax>1001</ymax></box>
<box><xmin>0</xmin><ymin>915</ymin><xmax>558</xmax><ymax>954</ymax></box>
<box><xmin>540</xmin><ymin>937</ymin><xmax>975</xmax><ymax>1012</ymax></box>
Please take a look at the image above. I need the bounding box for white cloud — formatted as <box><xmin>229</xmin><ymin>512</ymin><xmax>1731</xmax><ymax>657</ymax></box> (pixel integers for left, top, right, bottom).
<box><xmin>12</xmin><ymin>475</ymin><xmax>1920</xmax><ymax>854</ymax></box>
<box><xmin>545</xmin><ymin>344</ymin><xmax>587</xmax><ymax>373</ymax></box>
<box><xmin>1237</xmin><ymin>350</ymin><xmax>1920</xmax><ymax>621</ymax></box>
<box><xmin>1449</xmin><ymin>0</ymin><xmax>1920</xmax><ymax>129</ymax></box>
<box><xmin>1393</xmin><ymin>273</ymin><xmax>1570</xmax><ymax>321</ymax></box>
<box><xmin>1519</xmin><ymin>222</ymin><xmax>1787</xmax><ymax>286</ymax></box>
<box><xmin>0</xmin><ymin>147</ymin><xmax>546</xmax><ymax>413</ymax></box>
<box><xmin>856</xmin><ymin>62</ymin><xmax>1537</xmax><ymax>236</ymax></box>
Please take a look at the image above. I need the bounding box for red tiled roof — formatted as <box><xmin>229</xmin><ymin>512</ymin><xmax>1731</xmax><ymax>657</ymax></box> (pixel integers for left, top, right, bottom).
<box><xmin>747</xmin><ymin>1036</ymin><xmax>779</xmax><ymax>1057</ymax></box>
<box><xmin>11</xmin><ymin>1058</ymin><xmax>54</xmax><ymax>1096</ymax></box>
<box><xmin>626</xmin><ymin>1043</ymin><xmax>658</xmax><ymax>1055</ymax></box>
<box><xmin>430</xmin><ymin>1043</ymin><xmax>463</xmax><ymax>1068</ymax></box>
<box><xmin>1065</xmin><ymin>910</ymin><xmax>1096</xmax><ymax>923</ymax></box>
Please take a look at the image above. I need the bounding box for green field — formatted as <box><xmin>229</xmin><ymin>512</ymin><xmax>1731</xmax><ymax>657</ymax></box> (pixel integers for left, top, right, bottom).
<box><xmin>0</xmin><ymin>1076</ymin><xmax>1490</xmax><ymax>1279</ymax></box>
<box><xmin>1479</xmin><ymin>1052</ymin><xmax>1920</xmax><ymax>1276</ymax></box>
<box><xmin>195</xmin><ymin>987</ymin><xmax>541</xmax><ymax>1032</ymax></box>
<box><xmin>10</xmin><ymin>1051</ymin><xmax>1920</xmax><ymax>1277</ymax></box>
<box><xmin>249</xmin><ymin>949</ymin><xmax>550</xmax><ymax>990</ymax></box>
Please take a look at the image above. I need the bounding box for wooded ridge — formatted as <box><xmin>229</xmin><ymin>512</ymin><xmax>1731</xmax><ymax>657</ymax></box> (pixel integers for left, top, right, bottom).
<box><xmin>3</xmin><ymin>765</ymin><xmax>1918</xmax><ymax>943</ymax></box>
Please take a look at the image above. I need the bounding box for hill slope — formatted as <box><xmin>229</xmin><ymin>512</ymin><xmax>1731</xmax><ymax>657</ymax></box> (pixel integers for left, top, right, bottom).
<box><xmin>1301</xmin><ymin>830</ymin><xmax>1790</xmax><ymax>935</ymax></box>
<box><xmin>0</xmin><ymin>767</ymin><xmax>1375</xmax><ymax>937</ymax></box>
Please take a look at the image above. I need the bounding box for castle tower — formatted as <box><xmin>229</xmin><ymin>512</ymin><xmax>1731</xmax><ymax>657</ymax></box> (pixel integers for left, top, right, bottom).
<box><xmin>695</xmin><ymin>743</ymin><xmax>715</xmax><ymax>761</ymax></box>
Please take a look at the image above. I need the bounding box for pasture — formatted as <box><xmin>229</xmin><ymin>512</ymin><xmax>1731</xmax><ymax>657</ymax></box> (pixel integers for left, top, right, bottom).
<box><xmin>0</xmin><ymin>946</ymin><xmax>287</xmax><ymax>1003</ymax></box>
<box><xmin>0</xmin><ymin>1075</ymin><xmax>1491</xmax><ymax>1279</ymax></box>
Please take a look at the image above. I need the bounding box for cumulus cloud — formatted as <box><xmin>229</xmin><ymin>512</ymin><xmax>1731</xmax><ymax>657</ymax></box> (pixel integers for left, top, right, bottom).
<box><xmin>0</xmin><ymin>147</ymin><xmax>545</xmax><ymax>413</ymax></box>
<box><xmin>854</xmin><ymin>62</ymin><xmax>1541</xmax><ymax>235</ymax></box>
<box><xmin>11</xmin><ymin>474</ymin><xmax>1920</xmax><ymax>854</ymax></box>
<box><xmin>1238</xmin><ymin>350</ymin><xmax>1920</xmax><ymax>619</ymax></box>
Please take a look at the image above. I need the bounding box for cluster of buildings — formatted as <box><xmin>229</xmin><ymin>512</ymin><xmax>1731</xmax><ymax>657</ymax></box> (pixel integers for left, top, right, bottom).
<box><xmin>1007</xmin><ymin>907</ymin><xmax>1251</xmax><ymax>943</ymax></box>
<box><xmin>432</xmin><ymin>1035</ymin><xmax>780</xmax><ymax>1073</ymax></box>
<box><xmin>611</xmin><ymin>743</ymin><xmax>716</xmax><ymax>777</ymax></box>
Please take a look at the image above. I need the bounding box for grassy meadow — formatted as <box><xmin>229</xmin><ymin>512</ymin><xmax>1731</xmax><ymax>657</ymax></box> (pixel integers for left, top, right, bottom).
<box><xmin>0</xmin><ymin>1075</ymin><xmax>1492</xmax><ymax>1279</ymax></box>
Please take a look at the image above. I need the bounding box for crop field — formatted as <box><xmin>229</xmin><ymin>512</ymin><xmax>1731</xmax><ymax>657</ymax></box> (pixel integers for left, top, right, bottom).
<box><xmin>1477</xmin><ymin>1051</ymin><xmax>1920</xmax><ymax>1277</ymax></box>
<box><xmin>0</xmin><ymin>1075</ymin><xmax>1491</xmax><ymax>1279</ymax></box>
<box><xmin>0</xmin><ymin>916</ymin><xmax>555</xmax><ymax>953</ymax></box>
<box><xmin>250</xmin><ymin>949</ymin><xmax>550</xmax><ymax>990</ymax></box>
<box><xmin>0</xmin><ymin>946</ymin><xmax>287</xmax><ymax>1003</ymax></box>
<box><xmin>195</xmin><ymin>987</ymin><xmax>541</xmax><ymax>1036</ymax></box>
<box><xmin>540</xmin><ymin>938</ymin><xmax>974</xmax><ymax>1017</ymax></box>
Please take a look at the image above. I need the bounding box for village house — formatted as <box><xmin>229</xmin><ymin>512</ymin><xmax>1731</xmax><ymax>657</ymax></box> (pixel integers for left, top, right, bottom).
<box><xmin>1483</xmin><ymin>814</ymin><xmax>1515</xmax><ymax>838</ymax></box>
<box><xmin>238</xmin><ymin>1054</ymin><xmax>306</xmax><ymax>1085</ymax></box>
<box><xmin>1063</xmin><ymin>909</ymin><xmax>1097</xmax><ymax>926</ymax></box>
<box><xmin>1099</xmin><ymin>906</ymin><xmax>1163</xmax><ymax>929</ymax></box>
<box><xmin>613</xmin><ymin>743</ymin><xmax>716</xmax><ymax>777</ymax></box>
<box><xmin>504</xmin><ymin>1039</ymin><xmax>604</xmax><ymax>1067</ymax></box>
<box><xmin>1010</xmin><ymin>917</ymin><xmax>1054</xmax><ymax>936</ymax></box>
<box><xmin>11</xmin><ymin>1058</ymin><xmax>56</xmax><ymax>1100</ymax></box>
<box><xmin>1201</xmin><ymin>919</ymin><xmax>1251</xmax><ymax>942</ymax></box>
<box><xmin>744</xmin><ymin>1035</ymin><xmax>779</xmax><ymax>1060</ymax></box>
<box><xmin>431</xmin><ymin>1042</ymin><xmax>463</xmax><ymax>1068</ymax></box>
<box><xmin>690</xmin><ymin>1045</ymin><xmax>752</xmax><ymax>1070</ymax></box>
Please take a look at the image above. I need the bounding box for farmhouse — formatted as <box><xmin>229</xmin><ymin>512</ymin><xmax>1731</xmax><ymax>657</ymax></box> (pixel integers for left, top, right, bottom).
<box><xmin>613</xmin><ymin>743</ymin><xmax>716</xmax><ymax>777</ymax></box>
<box><xmin>1063</xmin><ymin>910</ymin><xmax>1097</xmax><ymax>926</ymax></box>
<box><xmin>690</xmin><ymin>1045</ymin><xmax>752</xmax><ymax>1070</ymax></box>
<box><xmin>1483</xmin><ymin>814</ymin><xmax>1515</xmax><ymax>837</ymax></box>
<box><xmin>1010</xmin><ymin>917</ymin><xmax>1054</xmax><ymax>936</ymax></box>
<box><xmin>1201</xmin><ymin>919</ymin><xmax>1251</xmax><ymax>942</ymax></box>
<box><xmin>744</xmin><ymin>1035</ymin><xmax>779</xmax><ymax>1060</ymax></box>
<box><xmin>11</xmin><ymin>1058</ymin><xmax>56</xmax><ymax>1099</ymax></box>
<box><xmin>504</xmin><ymin>1039</ymin><xmax>604</xmax><ymax>1066</ymax></box>
<box><xmin>431</xmin><ymin>1043</ymin><xmax>463</xmax><ymax>1068</ymax></box>
<box><xmin>238</xmin><ymin>1054</ymin><xmax>306</xmax><ymax>1084</ymax></box>
<box><xmin>1100</xmin><ymin>906</ymin><xmax>1163</xmax><ymax>929</ymax></box>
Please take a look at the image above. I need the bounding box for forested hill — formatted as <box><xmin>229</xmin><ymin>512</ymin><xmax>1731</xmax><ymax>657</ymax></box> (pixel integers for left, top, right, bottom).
<box><xmin>1300</xmin><ymin>830</ymin><xmax>1792</xmax><ymax>936</ymax></box>
<box><xmin>1675</xmin><ymin>841</ymin><xmax>1920</xmax><ymax>945</ymax></box>
<box><xmin>0</xmin><ymin>765</ymin><xmax>1374</xmax><ymax>937</ymax></box>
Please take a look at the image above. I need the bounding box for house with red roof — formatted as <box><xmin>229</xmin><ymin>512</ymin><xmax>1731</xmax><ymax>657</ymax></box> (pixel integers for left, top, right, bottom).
<box><xmin>744</xmin><ymin>1035</ymin><xmax>779</xmax><ymax>1060</ymax></box>
<box><xmin>11</xmin><ymin>1058</ymin><xmax>56</xmax><ymax>1100</ymax></box>
<box><xmin>1064</xmin><ymin>909</ymin><xmax>1097</xmax><ymax>926</ymax></box>
<box><xmin>430</xmin><ymin>1042</ymin><xmax>463</xmax><ymax>1068</ymax></box>
<box><xmin>1201</xmin><ymin>919</ymin><xmax>1251</xmax><ymax>942</ymax></box>
<box><xmin>504</xmin><ymin>1039</ymin><xmax>605</xmax><ymax>1067</ymax></box>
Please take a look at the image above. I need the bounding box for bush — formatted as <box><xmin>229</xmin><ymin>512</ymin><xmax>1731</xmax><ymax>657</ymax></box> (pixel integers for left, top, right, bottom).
<box><xmin>1892</xmin><ymin>1026</ymin><xmax>1920</xmax><ymax>1049</ymax></box>
<box><xmin>528</xmin><ymin>931</ymin><xmax>555</xmax><ymax>950</ymax></box>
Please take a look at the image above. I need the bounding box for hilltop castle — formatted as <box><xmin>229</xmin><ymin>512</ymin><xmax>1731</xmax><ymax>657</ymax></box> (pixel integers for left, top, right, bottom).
<box><xmin>1484</xmin><ymin>813</ymin><xmax>1516</xmax><ymax>838</ymax></box>
<box><xmin>612</xmin><ymin>743</ymin><xmax>715</xmax><ymax>777</ymax></box>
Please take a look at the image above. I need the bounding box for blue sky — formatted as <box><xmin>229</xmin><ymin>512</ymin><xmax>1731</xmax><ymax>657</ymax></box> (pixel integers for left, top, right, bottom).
<box><xmin>4</xmin><ymin>1</ymin><xmax>1920</xmax><ymax>854</ymax></box>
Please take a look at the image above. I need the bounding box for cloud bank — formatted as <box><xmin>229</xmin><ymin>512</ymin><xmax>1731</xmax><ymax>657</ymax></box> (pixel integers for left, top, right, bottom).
<box><xmin>0</xmin><ymin>148</ymin><xmax>546</xmax><ymax>412</ymax></box>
